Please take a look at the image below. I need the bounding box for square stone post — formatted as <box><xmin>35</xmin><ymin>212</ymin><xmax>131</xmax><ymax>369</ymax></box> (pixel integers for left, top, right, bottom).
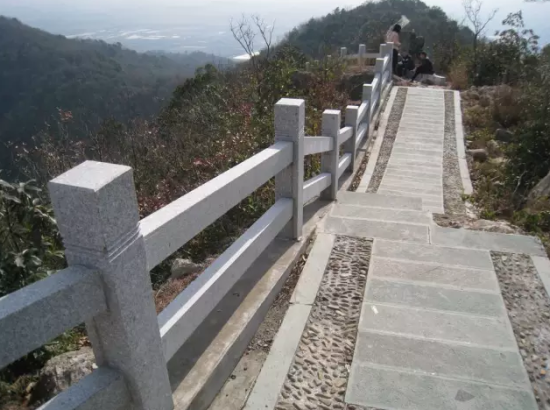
<box><xmin>320</xmin><ymin>109</ymin><xmax>340</xmax><ymax>200</ymax></box>
<box><xmin>275</xmin><ymin>99</ymin><xmax>305</xmax><ymax>240</ymax></box>
<box><xmin>340</xmin><ymin>47</ymin><xmax>347</xmax><ymax>58</ymax></box>
<box><xmin>48</xmin><ymin>161</ymin><xmax>173</xmax><ymax>410</ymax></box>
<box><xmin>345</xmin><ymin>106</ymin><xmax>359</xmax><ymax>172</ymax></box>
<box><xmin>358</xmin><ymin>44</ymin><xmax>366</xmax><ymax>66</ymax></box>
<box><xmin>386</xmin><ymin>41</ymin><xmax>394</xmax><ymax>69</ymax></box>
<box><xmin>362</xmin><ymin>84</ymin><xmax>372</xmax><ymax>139</ymax></box>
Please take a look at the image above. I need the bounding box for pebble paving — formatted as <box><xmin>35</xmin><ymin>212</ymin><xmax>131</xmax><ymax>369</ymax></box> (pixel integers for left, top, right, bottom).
<box><xmin>274</xmin><ymin>236</ymin><xmax>372</xmax><ymax>410</ymax></box>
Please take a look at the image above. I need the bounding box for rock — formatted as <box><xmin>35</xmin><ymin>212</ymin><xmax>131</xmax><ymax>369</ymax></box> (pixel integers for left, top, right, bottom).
<box><xmin>291</xmin><ymin>70</ymin><xmax>315</xmax><ymax>90</ymax></box>
<box><xmin>171</xmin><ymin>258</ymin><xmax>202</xmax><ymax>278</ymax></box>
<box><xmin>479</xmin><ymin>95</ymin><xmax>492</xmax><ymax>107</ymax></box>
<box><xmin>495</xmin><ymin>128</ymin><xmax>513</xmax><ymax>143</ymax></box>
<box><xmin>486</xmin><ymin>140</ymin><xmax>502</xmax><ymax>157</ymax></box>
<box><xmin>32</xmin><ymin>348</ymin><xmax>95</xmax><ymax>402</ymax></box>
<box><xmin>527</xmin><ymin>170</ymin><xmax>550</xmax><ymax>206</ymax></box>
<box><xmin>467</xmin><ymin>148</ymin><xmax>488</xmax><ymax>162</ymax></box>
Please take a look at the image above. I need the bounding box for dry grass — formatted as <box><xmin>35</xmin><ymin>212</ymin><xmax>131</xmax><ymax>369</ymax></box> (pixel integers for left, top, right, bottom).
<box><xmin>448</xmin><ymin>62</ymin><xmax>469</xmax><ymax>90</ymax></box>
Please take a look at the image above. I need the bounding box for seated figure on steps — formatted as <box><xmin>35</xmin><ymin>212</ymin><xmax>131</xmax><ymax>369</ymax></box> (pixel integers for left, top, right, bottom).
<box><xmin>411</xmin><ymin>51</ymin><xmax>434</xmax><ymax>82</ymax></box>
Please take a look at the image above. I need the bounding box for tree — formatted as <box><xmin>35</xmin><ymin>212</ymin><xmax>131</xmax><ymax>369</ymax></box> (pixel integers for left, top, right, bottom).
<box><xmin>462</xmin><ymin>0</ymin><xmax>498</xmax><ymax>76</ymax></box>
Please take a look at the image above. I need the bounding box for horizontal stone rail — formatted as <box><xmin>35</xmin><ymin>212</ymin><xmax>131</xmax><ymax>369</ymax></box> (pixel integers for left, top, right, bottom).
<box><xmin>0</xmin><ymin>42</ymin><xmax>395</xmax><ymax>410</ymax></box>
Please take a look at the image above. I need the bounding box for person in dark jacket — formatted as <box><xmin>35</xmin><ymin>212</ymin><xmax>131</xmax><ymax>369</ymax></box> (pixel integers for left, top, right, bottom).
<box><xmin>411</xmin><ymin>52</ymin><xmax>434</xmax><ymax>81</ymax></box>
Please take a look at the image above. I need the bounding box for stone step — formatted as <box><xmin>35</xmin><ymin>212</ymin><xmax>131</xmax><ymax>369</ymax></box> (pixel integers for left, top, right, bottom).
<box><xmin>373</xmin><ymin>239</ymin><xmax>494</xmax><ymax>270</ymax></box>
<box><xmin>392</xmin><ymin>147</ymin><xmax>443</xmax><ymax>156</ymax></box>
<box><xmin>322</xmin><ymin>216</ymin><xmax>428</xmax><ymax>243</ymax></box>
<box><xmin>359</xmin><ymin>303</ymin><xmax>517</xmax><ymax>349</ymax></box>
<box><xmin>370</xmin><ymin>257</ymin><xmax>499</xmax><ymax>291</ymax></box>
<box><xmin>331</xmin><ymin>204</ymin><xmax>432</xmax><ymax>225</ymax></box>
<box><xmin>431</xmin><ymin>225</ymin><xmax>546</xmax><ymax>256</ymax></box>
<box><xmin>366</xmin><ymin>278</ymin><xmax>505</xmax><ymax>316</ymax></box>
<box><xmin>337</xmin><ymin>191</ymin><xmax>423</xmax><ymax>211</ymax></box>
<box><xmin>381</xmin><ymin>177</ymin><xmax>442</xmax><ymax>190</ymax></box>
<box><xmin>393</xmin><ymin>143</ymin><xmax>443</xmax><ymax>152</ymax></box>
<box><xmin>353</xmin><ymin>332</ymin><xmax>530</xmax><ymax>388</ymax></box>
<box><xmin>379</xmin><ymin>183</ymin><xmax>443</xmax><ymax>197</ymax></box>
<box><xmin>385</xmin><ymin>167</ymin><xmax>442</xmax><ymax>180</ymax></box>
<box><xmin>347</xmin><ymin>364</ymin><xmax>537</xmax><ymax>410</ymax></box>
<box><xmin>378</xmin><ymin>189</ymin><xmax>443</xmax><ymax>201</ymax></box>
<box><xmin>387</xmin><ymin>158</ymin><xmax>442</xmax><ymax>170</ymax></box>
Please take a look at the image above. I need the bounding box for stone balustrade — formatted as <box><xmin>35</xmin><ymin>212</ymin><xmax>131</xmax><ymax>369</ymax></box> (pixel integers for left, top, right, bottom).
<box><xmin>0</xmin><ymin>42</ymin><xmax>395</xmax><ymax>410</ymax></box>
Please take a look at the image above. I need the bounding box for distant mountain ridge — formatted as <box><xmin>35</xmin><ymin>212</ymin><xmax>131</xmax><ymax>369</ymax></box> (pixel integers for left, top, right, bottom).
<box><xmin>0</xmin><ymin>16</ymin><xmax>227</xmax><ymax>173</ymax></box>
<box><xmin>283</xmin><ymin>0</ymin><xmax>473</xmax><ymax>59</ymax></box>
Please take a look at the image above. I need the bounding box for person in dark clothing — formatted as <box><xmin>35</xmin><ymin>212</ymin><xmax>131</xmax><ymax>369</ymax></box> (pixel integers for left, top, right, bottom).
<box><xmin>386</xmin><ymin>24</ymin><xmax>401</xmax><ymax>75</ymax></box>
<box><xmin>411</xmin><ymin>52</ymin><xmax>434</xmax><ymax>81</ymax></box>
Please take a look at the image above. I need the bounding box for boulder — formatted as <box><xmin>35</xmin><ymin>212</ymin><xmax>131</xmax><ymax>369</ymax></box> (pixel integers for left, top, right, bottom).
<box><xmin>468</xmin><ymin>148</ymin><xmax>488</xmax><ymax>162</ymax></box>
<box><xmin>171</xmin><ymin>258</ymin><xmax>202</xmax><ymax>279</ymax></box>
<box><xmin>479</xmin><ymin>95</ymin><xmax>492</xmax><ymax>108</ymax></box>
<box><xmin>486</xmin><ymin>140</ymin><xmax>502</xmax><ymax>157</ymax></box>
<box><xmin>32</xmin><ymin>348</ymin><xmax>95</xmax><ymax>402</ymax></box>
<box><xmin>495</xmin><ymin>128</ymin><xmax>513</xmax><ymax>143</ymax></box>
<box><xmin>291</xmin><ymin>70</ymin><xmax>315</xmax><ymax>90</ymax></box>
<box><xmin>527</xmin><ymin>170</ymin><xmax>550</xmax><ymax>206</ymax></box>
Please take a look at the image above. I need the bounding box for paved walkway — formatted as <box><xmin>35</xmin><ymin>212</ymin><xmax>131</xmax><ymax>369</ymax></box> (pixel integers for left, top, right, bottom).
<box><xmin>245</xmin><ymin>88</ymin><xmax>545</xmax><ymax>410</ymax></box>
<box><xmin>379</xmin><ymin>88</ymin><xmax>445</xmax><ymax>213</ymax></box>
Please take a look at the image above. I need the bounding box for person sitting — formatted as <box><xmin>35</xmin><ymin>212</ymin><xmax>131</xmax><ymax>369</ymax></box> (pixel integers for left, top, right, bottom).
<box><xmin>399</xmin><ymin>52</ymin><xmax>415</xmax><ymax>78</ymax></box>
<box><xmin>411</xmin><ymin>52</ymin><xmax>434</xmax><ymax>82</ymax></box>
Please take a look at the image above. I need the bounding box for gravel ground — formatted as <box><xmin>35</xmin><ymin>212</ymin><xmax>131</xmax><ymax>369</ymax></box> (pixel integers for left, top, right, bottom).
<box><xmin>443</xmin><ymin>90</ymin><xmax>466</xmax><ymax>215</ymax></box>
<box><xmin>492</xmin><ymin>252</ymin><xmax>550</xmax><ymax>410</ymax></box>
<box><xmin>367</xmin><ymin>87</ymin><xmax>407</xmax><ymax>193</ymax></box>
<box><xmin>275</xmin><ymin>236</ymin><xmax>372</xmax><ymax>410</ymax></box>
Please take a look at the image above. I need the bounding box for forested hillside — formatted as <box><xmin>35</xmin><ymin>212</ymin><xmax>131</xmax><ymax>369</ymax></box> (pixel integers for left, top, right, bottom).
<box><xmin>285</xmin><ymin>0</ymin><xmax>473</xmax><ymax>68</ymax></box>
<box><xmin>0</xmin><ymin>16</ymin><xmax>226</xmax><ymax>173</ymax></box>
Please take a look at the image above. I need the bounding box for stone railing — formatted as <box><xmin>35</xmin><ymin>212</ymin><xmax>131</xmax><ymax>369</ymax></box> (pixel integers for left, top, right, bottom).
<box><xmin>0</xmin><ymin>43</ymin><xmax>394</xmax><ymax>410</ymax></box>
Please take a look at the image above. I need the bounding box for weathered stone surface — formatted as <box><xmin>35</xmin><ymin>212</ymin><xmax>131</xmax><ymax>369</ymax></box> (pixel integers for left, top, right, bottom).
<box><xmin>331</xmin><ymin>204</ymin><xmax>432</xmax><ymax>225</ymax></box>
<box><xmin>373</xmin><ymin>240</ymin><xmax>494</xmax><ymax>269</ymax></box>
<box><xmin>366</xmin><ymin>278</ymin><xmax>505</xmax><ymax>316</ymax></box>
<box><xmin>468</xmin><ymin>148</ymin><xmax>488</xmax><ymax>162</ymax></box>
<box><xmin>323</xmin><ymin>216</ymin><xmax>429</xmax><ymax>243</ymax></box>
<box><xmin>370</xmin><ymin>257</ymin><xmax>499</xmax><ymax>291</ymax></box>
<box><xmin>170</xmin><ymin>258</ymin><xmax>202</xmax><ymax>278</ymax></box>
<box><xmin>495</xmin><ymin>128</ymin><xmax>513</xmax><ymax>142</ymax></box>
<box><xmin>359</xmin><ymin>302</ymin><xmax>516</xmax><ymax>348</ymax></box>
<box><xmin>337</xmin><ymin>191</ymin><xmax>423</xmax><ymax>211</ymax></box>
<box><xmin>354</xmin><ymin>332</ymin><xmax>530</xmax><ymax>387</ymax></box>
<box><xmin>527</xmin><ymin>168</ymin><xmax>550</xmax><ymax>206</ymax></box>
<box><xmin>274</xmin><ymin>237</ymin><xmax>372</xmax><ymax>410</ymax></box>
<box><xmin>347</xmin><ymin>364</ymin><xmax>537</xmax><ymax>410</ymax></box>
<box><xmin>33</xmin><ymin>348</ymin><xmax>95</xmax><ymax>402</ymax></box>
<box><xmin>291</xmin><ymin>233</ymin><xmax>335</xmax><ymax>305</ymax></box>
<box><xmin>431</xmin><ymin>225</ymin><xmax>546</xmax><ymax>256</ymax></box>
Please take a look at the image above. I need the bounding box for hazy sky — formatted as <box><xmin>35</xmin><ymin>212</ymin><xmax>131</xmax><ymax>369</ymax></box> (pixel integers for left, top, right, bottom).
<box><xmin>2</xmin><ymin>0</ymin><xmax>549</xmax><ymax>45</ymax></box>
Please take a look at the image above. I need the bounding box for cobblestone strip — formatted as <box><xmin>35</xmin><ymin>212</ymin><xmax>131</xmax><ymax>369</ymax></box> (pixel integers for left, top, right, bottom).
<box><xmin>367</xmin><ymin>88</ymin><xmax>408</xmax><ymax>193</ymax></box>
<box><xmin>492</xmin><ymin>252</ymin><xmax>550</xmax><ymax>410</ymax></box>
<box><xmin>443</xmin><ymin>90</ymin><xmax>466</xmax><ymax>215</ymax></box>
<box><xmin>275</xmin><ymin>236</ymin><xmax>372</xmax><ymax>410</ymax></box>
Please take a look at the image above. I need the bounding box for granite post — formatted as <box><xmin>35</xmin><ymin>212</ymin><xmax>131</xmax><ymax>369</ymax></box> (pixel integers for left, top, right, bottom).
<box><xmin>321</xmin><ymin>109</ymin><xmax>341</xmax><ymax>200</ymax></box>
<box><xmin>48</xmin><ymin>161</ymin><xmax>173</xmax><ymax>410</ymax></box>
<box><xmin>275</xmin><ymin>99</ymin><xmax>305</xmax><ymax>240</ymax></box>
<box><xmin>345</xmin><ymin>106</ymin><xmax>359</xmax><ymax>172</ymax></box>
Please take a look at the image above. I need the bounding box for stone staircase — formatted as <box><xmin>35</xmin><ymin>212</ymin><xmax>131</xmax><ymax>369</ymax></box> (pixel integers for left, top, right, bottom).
<box><xmin>327</xmin><ymin>190</ymin><xmax>540</xmax><ymax>410</ymax></box>
<box><xmin>243</xmin><ymin>87</ymin><xmax>546</xmax><ymax>410</ymax></box>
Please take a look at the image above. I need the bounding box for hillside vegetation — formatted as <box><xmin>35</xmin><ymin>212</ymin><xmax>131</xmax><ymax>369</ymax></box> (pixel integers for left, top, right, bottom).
<box><xmin>0</xmin><ymin>16</ymin><xmax>226</xmax><ymax>174</ymax></box>
<box><xmin>285</xmin><ymin>0</ymin><xmax>473</xmax><ymax>70</ymax></box>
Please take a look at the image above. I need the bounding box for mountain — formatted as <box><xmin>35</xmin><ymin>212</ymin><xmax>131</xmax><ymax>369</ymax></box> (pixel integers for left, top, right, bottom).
<box><xmin>0</xmin><ymin>16</ymin><xmax>228</xmax><ymax>173</ymax></box>
<box><xmin>284</xmin><ymin>0</ymin><xmax>473</xmax><ymax>60</ymax></box>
